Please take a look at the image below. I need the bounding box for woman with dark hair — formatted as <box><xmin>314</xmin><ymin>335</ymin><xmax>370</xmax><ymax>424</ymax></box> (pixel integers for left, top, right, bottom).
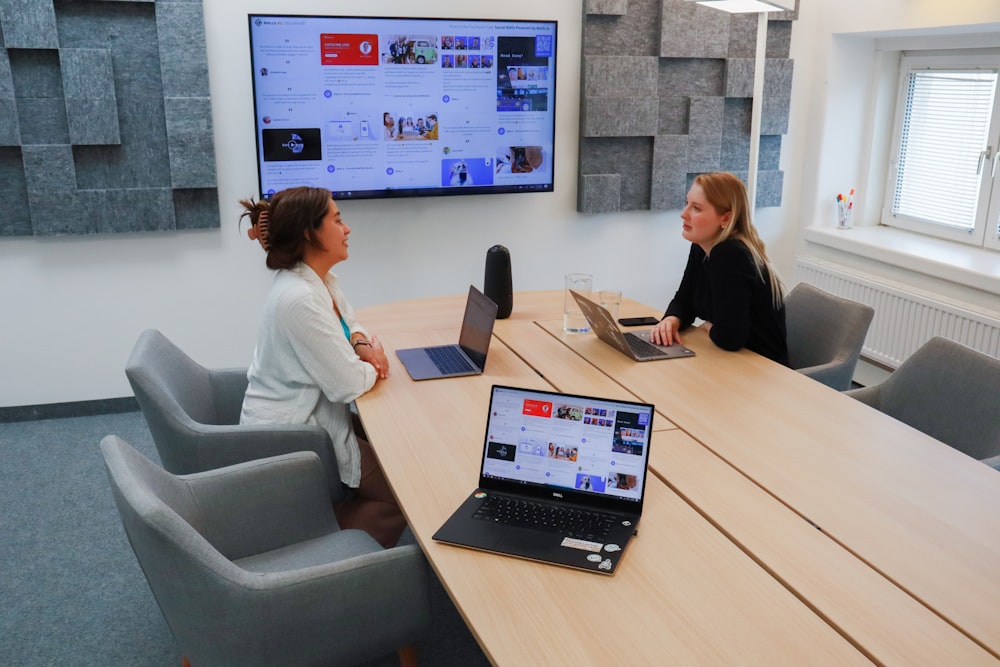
<box><xmin>650</xmin><ymin>172</ymin><xmax>788</xmax><ymax>365</ymax></box>
<box><xmin>238</xmin><ymin>187</ymin><xmax>405</xmax><ymax>547</ymax></box>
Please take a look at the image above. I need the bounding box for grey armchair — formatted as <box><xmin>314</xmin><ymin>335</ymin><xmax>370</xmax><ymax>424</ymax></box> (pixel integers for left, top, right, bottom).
<box><xmin>785</xmin><ymin>283</ymin><xmax>874</xmax><ymax>391</ymax></box>
<box><xmin>101</xmin><ymin>435</ymin><xmax>430</xmax><ymax>667</ymax></box>
<box><xmin>126</xmin><ymin>328</ymin><xmax>345</xmax><ymax>503</ymax></box>
<box><xmin>845</xmin><ymin>336</ymin><xmax>1000</xmax><ymax>465</ymax></box>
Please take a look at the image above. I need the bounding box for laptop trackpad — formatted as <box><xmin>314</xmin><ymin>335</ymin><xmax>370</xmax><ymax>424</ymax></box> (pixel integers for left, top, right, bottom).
<box><xmin>396</xmin><ymin>347</ymin><xmax>440</xmax><ymax>381</ymax></box>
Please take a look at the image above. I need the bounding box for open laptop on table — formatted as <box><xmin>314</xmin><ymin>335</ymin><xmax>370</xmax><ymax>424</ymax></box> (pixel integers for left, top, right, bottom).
<box><xmin>571</xmin><ymin>290</ymin><xmax>695</xmax><ymax>361</ymax></box>
<box><xmin>396</xmin><ymin>285</ymin><xmax>499</xmax><ymax>380</ymax></box>
<box><xmin>433</xmin><ymin>384</ymin><xmax>655</xmax><ymax>575</ymax></box>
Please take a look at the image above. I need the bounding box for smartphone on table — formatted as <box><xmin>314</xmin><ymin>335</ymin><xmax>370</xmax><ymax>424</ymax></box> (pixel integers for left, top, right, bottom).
<box><xmin>618</xmin><ymin>316</ymin><xmax>660</xmax><ymax>327</ymax></box>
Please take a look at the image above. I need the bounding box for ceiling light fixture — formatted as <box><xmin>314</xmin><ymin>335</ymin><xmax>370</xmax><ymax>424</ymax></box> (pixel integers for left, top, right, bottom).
<box><xmin>687</xmin><ymin>0</ymin><xmax>794</xmax><ymax>14</ymax></box>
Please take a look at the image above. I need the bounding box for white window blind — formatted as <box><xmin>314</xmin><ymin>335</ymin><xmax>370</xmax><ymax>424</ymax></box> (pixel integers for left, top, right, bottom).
<box><xmin>892</xmin><ymin>69</ymin><xmax>998</xmax><ymax>231</ymax></box>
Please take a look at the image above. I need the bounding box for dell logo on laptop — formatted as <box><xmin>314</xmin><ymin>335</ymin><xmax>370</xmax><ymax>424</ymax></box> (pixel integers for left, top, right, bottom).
<box><xmin>552</xmin><ymin>492</ymin><xmax>563</xmax><ymax>499</ymax></box>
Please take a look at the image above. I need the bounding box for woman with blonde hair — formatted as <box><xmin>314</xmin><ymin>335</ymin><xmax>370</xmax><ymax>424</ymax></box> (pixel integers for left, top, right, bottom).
<box><xmin>650</xmin><ymin>172</ymin><xmax>788</xmax><ymax>365</ymax></box>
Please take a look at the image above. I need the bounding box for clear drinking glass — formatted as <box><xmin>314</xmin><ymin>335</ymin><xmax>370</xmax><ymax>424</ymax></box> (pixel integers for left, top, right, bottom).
<box><xmin>563</xmin><ymin>273</ymin><xmax>593</xmax><ymax>333</ymax></box>
<box><xmin>599</xmin><ymin>289</ymin><xmax>622</xmax><ymax>320</ymax></box>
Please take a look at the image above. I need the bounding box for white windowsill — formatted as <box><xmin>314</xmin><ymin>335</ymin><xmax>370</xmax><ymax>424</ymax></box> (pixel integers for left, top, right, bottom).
<box><xmin>802</xmin><ymin>225</ymin><xmax>1000</xmax><ymax>298</ymax></box>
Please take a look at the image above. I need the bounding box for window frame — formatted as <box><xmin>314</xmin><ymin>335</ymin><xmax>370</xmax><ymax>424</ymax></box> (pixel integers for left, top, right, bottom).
<box><xmin>882</xmin><ymin>52</ymin><xmax>1000</xmax><ymax>251</ymax></box>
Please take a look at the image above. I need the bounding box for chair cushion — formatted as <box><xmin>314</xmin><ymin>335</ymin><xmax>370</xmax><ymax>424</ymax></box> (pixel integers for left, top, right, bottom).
<box><xmin>234</xmin><ymin>528</ymin><xmax>382</xmax><ymax>573</ymax></box>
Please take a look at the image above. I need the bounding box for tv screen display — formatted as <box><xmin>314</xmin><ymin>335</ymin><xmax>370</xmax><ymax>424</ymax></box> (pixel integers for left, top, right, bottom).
<box><xmin>248</xmin><ymin>15</ymin><xmax>558</xmax><ymax>200</ymax></box>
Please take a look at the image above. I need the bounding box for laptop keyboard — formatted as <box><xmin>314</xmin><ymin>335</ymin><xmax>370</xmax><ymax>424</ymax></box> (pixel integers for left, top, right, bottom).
<box><xmin>426</xmin><ymin>345</ymin><xmax>476</xmax><ymax>374</ymax></box>
<box><xmin>473</xmin><ymin>494</ymin><xmax>619</xmax><ymax>542</ymax></box>
<box><xmin>625</xmin><ymin>333</ymin><xmax>666</xmax><ymax>358</ymax></box>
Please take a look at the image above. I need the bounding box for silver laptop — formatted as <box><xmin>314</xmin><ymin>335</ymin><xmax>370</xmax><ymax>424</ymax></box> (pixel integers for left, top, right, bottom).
<box><xmin>570</xmin><ymin>290</ymin><xmax>695</xmax><ymax>361</ymax></box>
<box><xmin>433</xmin><ymin>384</ymin><xmax>655</xmax><ymax>575</ymax></box>
<box><xmin>396</xmin><ymin>285</ymin><xmax>499</xmax><ymax>380</ymax></box>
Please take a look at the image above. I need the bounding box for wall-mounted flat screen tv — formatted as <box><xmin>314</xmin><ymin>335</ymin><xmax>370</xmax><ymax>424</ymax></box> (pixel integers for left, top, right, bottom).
<box><xmin>248</xmin><ymin>15</ymin><xmax>558</xmax><ymax>200</ymax></box>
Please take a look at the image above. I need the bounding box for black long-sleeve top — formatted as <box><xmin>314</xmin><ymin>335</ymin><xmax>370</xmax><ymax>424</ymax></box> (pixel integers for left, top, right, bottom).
<box><xmin>664</xmin><ymin>239</ymin><xmax>788</xmax><ymax>365</ymax></box>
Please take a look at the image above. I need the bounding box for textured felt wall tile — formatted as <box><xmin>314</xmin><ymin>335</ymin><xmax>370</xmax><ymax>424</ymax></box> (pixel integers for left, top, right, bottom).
<box><xmin>173</xmin><ymin>187</ymin><xmax>221</xmax><ymax>230</ymax></box>
<box><xmin>584</xmin><ymin>56</ymin><xmax>659</xmax><ymax>99</ymax></box>
<box><xmin>65</xmin><ymin>97</ymin><xmax>122</xmax><ymax>145</ymax></box>
<box><xmin>15</xmin><ymin>96</ymin><xmax>70</xmax><ymax>144</ymax></box>
<box><xmin>659</xmin><ymin>58</ymin><xmax>726</xmax><ymax>98</ymax></box>
<box><xmin>580</xmin><ymin>136</ymin><xmax>654</xmax><ymax>211</ymax></box>
<box><xmin>0</xmin><ymin>147</ymin><xmax>31</xmax><ymax>235</ymax></box>
<box><xmin>155</xmin><ymin>2</ymin><xmax>209</xmax><ymax>98</ymax></box>
<box><xmin>756</xmin><ymin>169</ymin><xmax>783</xmax><ymax>208</ymax></box>
<box><xmin>660</xmin><ymin>1</ymin><xmax>729</xmax><ymax>59</ymax></box>
<box><xmin>90</xmin><ymin>188</ymin><xmax>176</xmax><ymax>233</ymax></box>
<box><xmin>650</xmin><ymin>134</ymin><xmax>689</xmax><ymax>210</ymax></box>
<box><xmin>0</xmin><ymin>99</ymin><xmax>21</xmax><ymax>145</ymax></box>
<box><xmin>9</xmin><ymin>48</ymin><xmax>63</xmax><ymax>97</ymax></box>
<box><xmin>21</xmin><ymin>144</ymin><xmax>76</xmax><ymax>192</ymax></box>
<box><xmin>686</xmin><ymin>97</ymin><xmax>724</xmax><ymax>173</ymax></box>
<box><xmin>0</xmin><ymin>0</ymin><xmax>58</xmax><ymax>49</ymax></box>
<box><xmin>60</xmin><ymin>49</ymin><xmax>121</xmax><ymax>145</ymax></box>
<box><xmin>164</xmin><ymin>96</ymin><xmax>217</xmax><ymax>188</ymax></box>
<box><xmin>762</xmin><ymin>94</ymin><xmax>790</xmax><ymax>135</ymax></box>
<box><xmin>0</xmin><ymin>50</ymin><xmax>14</xmax><ymax>97</ymax></box>
<box><xmin>27</xmin><ymin>191</ymin><xmax>97</xmax><ymax>235</ymax></box>
<box><xmin>578</xmin><ymin>173</ymin><xmax>623</xmax><ymax>214</ymax></box>
<box><xmin>583</xmin><ymin>0</ymin><xmax>662</xmax><ymax>58</ymax></box>
<box><xmin>582</xmin><ymin>97</ymin><xmax>660</xmax><ymax>137</ymax></box>
<box><xmin>60</xmin><ymin>48</ymin><xmax>116</xmax><ymax>99</ymax></box>
<box><xmin>585</xmin><ymin>0</ymin><xmax>629</xmax><ymax>15</ymax></box>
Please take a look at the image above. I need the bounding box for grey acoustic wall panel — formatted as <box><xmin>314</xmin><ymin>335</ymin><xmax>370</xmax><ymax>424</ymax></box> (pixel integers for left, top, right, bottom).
<box><xmin>0</xmin><ymin>0</ymin><xmax>59</xmax><ymax>49</ymax></box>
<box><xmin>585</xmin><ymin>0</ymin><xmax>629</xmax><ymax>16</ymax></box>
<box><xmin>579</xmin><ymin>0</ymin><xmax>797</xmax><ymax>213</ymax></box>
<box><xmin>0</xmin><ymin>50</ymin><xmax>21</xmax><ymax>146</ymax></box>
<box><xmin>0</xmin><ymin>0</ymin><xmax>218</xmax><ymax>237</ymax></box>
<box><xmin>60</xmin><ymin>48</ymin><xmax>121</xmax><ymax>145</ymax></box>
<box><xmin>660</xmin><ymin>1</ymin><xmax>730</xmax><ymax>59</ymax></box>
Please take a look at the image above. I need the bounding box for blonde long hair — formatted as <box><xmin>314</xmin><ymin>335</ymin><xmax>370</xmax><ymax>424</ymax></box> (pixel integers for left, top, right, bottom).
<box><xmin>695</xmin><ymin>172</ymin><xmax>784</xmax><ymax>307</ymax></box>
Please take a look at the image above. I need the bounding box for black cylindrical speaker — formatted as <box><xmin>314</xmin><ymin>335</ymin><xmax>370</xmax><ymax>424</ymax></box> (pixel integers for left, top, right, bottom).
<box><xmin>484</xmin><ymin>244</ymin><xmax>513</xmax><ymax>319</ymax></box>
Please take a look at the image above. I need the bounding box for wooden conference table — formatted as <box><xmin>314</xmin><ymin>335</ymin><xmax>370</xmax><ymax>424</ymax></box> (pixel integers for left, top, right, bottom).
<box><xmin>355</xmin><ymin>291</ymin><xmax>1000</xmax><ymax>666</ymax></box>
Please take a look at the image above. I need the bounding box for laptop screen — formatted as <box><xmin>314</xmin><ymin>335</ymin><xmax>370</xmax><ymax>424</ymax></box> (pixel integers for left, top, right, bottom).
<box><xmin>480</xmin><ymin>385</ymin><xmax>655</xmax><ymax>511</ymax></box>
<box><xmin>458</xmin><ymin>285</ymin><xmax>498</xmax><ymax>370</ymax></box>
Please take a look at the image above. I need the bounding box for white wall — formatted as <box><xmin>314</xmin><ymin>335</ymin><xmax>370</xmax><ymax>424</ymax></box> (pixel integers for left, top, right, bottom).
<box><xmin>10</xmin><ymin>0</ymin><xmax>997</xmax><ymax>407</ymax></box>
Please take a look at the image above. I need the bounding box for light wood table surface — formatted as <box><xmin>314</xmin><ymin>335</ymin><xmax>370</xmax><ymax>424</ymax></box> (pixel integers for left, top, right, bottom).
<box><xmin>354</xmin><ymin>325</ymin><xmax>871</xmax><ymax>666</ymax></box>
<box><xmin>535</xmin><ymin>306</ymin><xmax>1000</xmax><ymax>661</ymax></box>
<box><xmin>357</xmin><ymin>291</ymin><xmax>1000</xmax><ymax>664</ymax></box>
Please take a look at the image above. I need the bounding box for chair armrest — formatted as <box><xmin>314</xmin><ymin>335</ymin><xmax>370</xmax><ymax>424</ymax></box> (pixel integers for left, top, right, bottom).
<box><xmin>979</xmin><ymin>453</ymin><xmax>1000</xmax><ymax>471</ymax></box>
<box><xmin>187</xmin><ymin>425</ymin><xmax>346</xmax><ymax>504</ymax></box>
<box><xmin>204</xmin><ymin>545</ymin><xmax>431</xmax><ymax>667</ymax></box>
<box><xmin>794</xmin><ymin>360</ymin><xmax>852</xmax><ymax>391</ymax></box>
<box><xmin>844</xmin><ymin>384</ymin><xmax>882</xmax><ymax>408</ymax></box>
<box><xmin>208</xmin><ymin>367</ymin><xmax>249</xmax><ymax>424</ymax></box>
<box><xmin>184</xmin><ymin>451</ymin><xmax>338</xmax><ymax>558</ymax></box>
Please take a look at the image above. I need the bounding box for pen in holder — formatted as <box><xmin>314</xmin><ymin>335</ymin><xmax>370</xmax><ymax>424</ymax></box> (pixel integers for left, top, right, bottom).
<box><xmin>837</xmin><ymin>188</ymin><xmax>855</xmax><ymax>230</ymax></box>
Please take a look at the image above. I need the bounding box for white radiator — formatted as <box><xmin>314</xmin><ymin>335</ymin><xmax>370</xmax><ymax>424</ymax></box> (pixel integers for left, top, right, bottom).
<box><xmin>793</xmin><ymin>258</ymin><xmax>1000</xmax><ymax>369</ymax></box>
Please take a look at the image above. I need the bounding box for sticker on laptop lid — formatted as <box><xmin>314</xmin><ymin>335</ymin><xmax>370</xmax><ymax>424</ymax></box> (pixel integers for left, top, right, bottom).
<box><xmin>561</xmin><ymin>537</ymin><xmax>603</xmax><ymax>552</ymax></box>
<box><xmin>474</xmin><ymin>492</ymin><xmax>487</xmax><ymax>499</ymax></box>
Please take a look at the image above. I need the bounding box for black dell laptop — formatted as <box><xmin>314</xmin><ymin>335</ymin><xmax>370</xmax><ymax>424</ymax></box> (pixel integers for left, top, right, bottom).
<box><xmin>433</xmin><ymin>385</ymin><xmax>655</xmax><ymax>575</ymax></box>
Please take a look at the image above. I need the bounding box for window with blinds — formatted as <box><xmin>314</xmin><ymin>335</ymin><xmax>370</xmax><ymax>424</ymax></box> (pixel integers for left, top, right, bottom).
<box><xmin>884</xmin><ymin>54</ymin><xmax>1000</xmax><ymax>251</ymax></box>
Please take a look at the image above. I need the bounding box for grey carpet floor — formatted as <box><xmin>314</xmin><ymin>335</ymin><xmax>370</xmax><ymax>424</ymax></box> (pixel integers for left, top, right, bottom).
<box><xmin>0</xmin><ymin>411</ymin><xmax>488</xmax><ymax>666</ymax></box>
